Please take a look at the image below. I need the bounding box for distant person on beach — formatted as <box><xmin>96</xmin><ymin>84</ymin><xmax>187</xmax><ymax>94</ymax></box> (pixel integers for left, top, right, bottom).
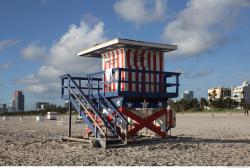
<box><xmin>244</xmin><ymin>106</ymin><xmax>249</xmax><ymax>116</ymax></box>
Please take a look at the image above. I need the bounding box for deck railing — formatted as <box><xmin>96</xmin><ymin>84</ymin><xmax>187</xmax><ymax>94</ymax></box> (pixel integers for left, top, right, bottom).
<box><xmin>86</xmin><ymin>68</ymin><xmax>180</xmax><ymax>98</ymax></box>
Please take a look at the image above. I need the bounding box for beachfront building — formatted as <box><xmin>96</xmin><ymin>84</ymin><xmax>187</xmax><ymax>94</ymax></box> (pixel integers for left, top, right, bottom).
<box><xmin>12</xmin><ymin>90</ymin><xmax>24</xmax><ymax>112</ymax></box>
<box><xmin>0</xmin><ymin>104</ymin><xmax>7</xmax><ymax>113</ymax></box>
<box><xmin>208</xmin><ymin>87</ymin><xmax>231</xmax><ymax>100</ymax></box>
<box><xmin>36</xmin><ymin>102</ymin><xmax>50</xmax><ymax>111</ymax></box>
<box><xmin>182</xmin><ymin>90</ymin><xmax>194</xmax><ymax>101</ymax></box>
<box><xmin>231</xmin><ymin>81</ymin><xmax>250</xmax><ymax>106</ymax></box>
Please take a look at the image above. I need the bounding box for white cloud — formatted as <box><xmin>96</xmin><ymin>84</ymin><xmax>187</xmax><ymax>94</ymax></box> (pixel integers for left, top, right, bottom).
<box><xmin>163</xmin><ymin>0</ymin><xmax>250</xmax><ymax>57</ymax></box>
<box><xmin>26</xmin><ymin>82</ymin><xmax>58</xmax><ymax>94</ymax></box>
<box><xmin>16</xmin><ymin>74</ymin><xmax>40</xmax><ymax>85</ymax></box>
<box><xmin>17</xmin><ymin>74</ymin><xmax>59</xmax><ymax>96</ymax></box>
<box><xmin>21</xmin><ymin>42</ymin><xmax>47</xmax><ymax>60</ymax></box>
<box><xmin>38</xmin><ymin>65</ymin><xmax>63</xmax><ymax>79</ymax></box>
<box><xmin>48</xmin><ymin>21</ymin><xmax>105</xmax><ymax>74</ymax></box>
<box><xmin>0</xmin><ymin>39</ymin><xmax>19</xmax><ymax>52</ymax></box>
<box><xmin>114</xmin><ymin>0</ymin><xmax>166</xmax><ymax>25</ymax></box>
<box><xmin>0</xmin><ymin>62</ymin><xmax>11</xmax><ymax>70</ymax></box>
<box><xmin>26</xmin><ymin>84</ymin><xmax>48</xmax><ymax>94</ymax></box>
<box><xmin>19</xmin><ymin>18</ymin><xmax>107</xmax><ymax>97</ymax></box>
<box><xmin>184</xmin><ymin>69</ymin><xmax>214</xmax><ymax>78</ymax></box>
<box><xmin>174</xmin><ymin>68</ymin><xmax>213</xmax><ymax>78</ymax></box>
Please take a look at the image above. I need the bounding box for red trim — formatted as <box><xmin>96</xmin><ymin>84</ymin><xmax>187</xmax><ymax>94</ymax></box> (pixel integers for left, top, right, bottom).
<box><xmin>141</xmin><ymin>50</ymin><xmax>145</xmax><ymax>68</ymax></box>
<box><xmin>119</xmin><ymin>107</ymin><xmax>166</xmax><ymax>138</ymax></box>
<box><xmin>134</xmin><ymin>49</ymin><xmax>139</xmax><ymax>92</ymax></box>
<box><xmin>116</xmin><ymin>49</ymin><xmax>119</xmax><ymax>69</ymax></box>
<box><xmin>134</xmin><ymin>49</ymin><xmax>138</xmax><ymax>67</ymax></box>
<box><xmin>103</xmin><ymin>53</ymin><xmax>107</xmax><ymax>92</ymax></box>
<box><xmin>147</xmin><ymin>51</ymin><xmax>151</xmax><ymax>92</ymax></box>
<box><xmin>126</xmin><ymin>49</ymin><xmax>132</xmax><ymax>92</ymax></box>
<box><xmin>116</xmin><ymin>49</ymin><xmax>120</xmax><ymax>92</ymax></box>
<box><xmin>167</xmin><ymin>109</ymin><xmax>173</xmax><ymax>128</ymax></box>
<box><xmin>107</xmin><ymin>52</ymin><xmax>111</xmax><ymax>92</ymax></box>
<box><xmin>112</xmin><ymin>51</ymin><xmax>115</xmax><ymax>91</ymax></box>
<box><xmin>141</xmin><ymin>50</ymin><xmax>146</xmax><ymax>93</ymax></box>
<box><xmin>153</xmin><ymin>52</ymin><xmax>157</xmax><ymax>93</ymax></box>
<box><xmin>121</xmin><ymin>48</ymin><xmax>125</xmax><ymax>91</ymax></box>
<box><xmin>159</xmin><ymin>52</ymin><xmax>163</xmax><ymax>92</ymax></box>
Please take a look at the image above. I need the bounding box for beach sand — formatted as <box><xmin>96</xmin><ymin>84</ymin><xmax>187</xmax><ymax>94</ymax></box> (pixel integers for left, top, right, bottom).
<box><xmin>0</xmin><ymin>112</ymin><xmax>250</xmax><ymax>166</ymax></box>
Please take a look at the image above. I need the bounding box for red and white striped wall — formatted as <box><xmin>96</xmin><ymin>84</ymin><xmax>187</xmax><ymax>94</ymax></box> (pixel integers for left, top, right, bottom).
<box><xmin>102</xmin><ymin>48</ymin><xmax>164</xmax><ymax>93</ymax></box>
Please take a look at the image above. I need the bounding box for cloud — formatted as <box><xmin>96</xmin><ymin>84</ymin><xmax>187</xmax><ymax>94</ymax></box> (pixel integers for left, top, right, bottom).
<box><xmin>114</xmin><ymin>0</ymin><xmax>166</xmax><ymax>25</ymax></box>
<box><xmin>19</xmin><ymin>18</ymin><xmax>107</xmax><ymax>97</ymax></box>
<box><xmin>176</xmin><ymin>68</ymin><xmax>213</xmax><ymax>78</ymax></box>
<box><xmin>38</xmin><ymin>65</ymin><xmax>63</xmax><ymax>79</ymax></box>
<box><xmin>0</xmin><ymin>62</ymin><xmax>11</xmax><ymax>70</ymax></box>
<box><xmin>16</xmin><ymin>74</ymin><xmax>58</xmax><ymax>95</ymax></box>
<box><xmin>184</xmin><ymin>69</ymin><xmax>213</xmax><ymax>78</ymax></box>
<box><xmin>26</xmin><ymin>82</ymin><xmax>58</xmax><ymax>94</ymax></box>
<box><xmin>21</xmin><ymin>42</ymin><xmax>47</xmax><ymax>60</ymax></box>
<box><xmin>16</xmin><ymin>74</ymin><xmax>40</xmax><ymax>85</ymax></box>
<box><xmin>40</xmin><ymin>0</ymin><xmax>47</xmax><ymax>6</ymax></box>
<box><xmin>0</xmin><ymin>39</ymin><xmax>19</xmax><ymax>52</ymax></box>
<box><xmin>163</xmin><ymin>0</ymin><xmax>250</xmax><ymax>57</ymax></box>
<box><xmin>47</xmin><ymin>21</ymin><xmax>105</xmax><ymax>74</ymax></box>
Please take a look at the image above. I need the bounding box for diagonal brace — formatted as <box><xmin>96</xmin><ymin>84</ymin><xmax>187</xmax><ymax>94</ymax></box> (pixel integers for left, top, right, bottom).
<box><xmin>119</xmin><ymin>107</ymin><xmax>167</xmax><ymax>138</ymax></box>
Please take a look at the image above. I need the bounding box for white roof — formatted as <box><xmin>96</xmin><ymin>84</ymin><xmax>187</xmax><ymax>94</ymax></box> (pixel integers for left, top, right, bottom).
<box><xmin>78</xmin><ymin>38</ymin><xmax>177</xmax><ymax>58</ymax></box>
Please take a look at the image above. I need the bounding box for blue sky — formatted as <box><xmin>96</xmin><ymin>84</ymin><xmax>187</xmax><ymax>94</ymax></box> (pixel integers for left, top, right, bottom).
<box><xmin>0</xmin><ymin>0</ymin><xmax>250</xmax><ymax>110</ymax></box>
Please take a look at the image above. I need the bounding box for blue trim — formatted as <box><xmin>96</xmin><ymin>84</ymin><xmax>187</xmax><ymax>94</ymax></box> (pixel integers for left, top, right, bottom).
<box><xmin>83</xmin><ymin>68</ymin><xmax>180</xmax><ymax>99</ymax></box>
<box><xmin>60</xmin><ymin>68</ymin><xmax>180</xmax><ymax>100</ymax></box>
<box><xmin>91</xmin><ymin>91</ymin><xmax>177</xmax><ymax>99</ymax></box>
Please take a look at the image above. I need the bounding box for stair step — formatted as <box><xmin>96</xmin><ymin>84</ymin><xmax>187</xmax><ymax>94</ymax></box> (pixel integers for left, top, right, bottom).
<box><xmin>107</xmin><ymin>134</ymin><xmax>119</xmax><ymax>139</ymax></box>
<box><xmin>107</xmin><ymin>143</ymin><xmax>126</xmax><ymax>148</ymax></box>
<box><xmin>107</xmin><ymin>138</ymin><xmax>122</xmax><ymax>144</ymax></box>
<box><xmin>107</xmin><ymin>138</ymin><xmax>125</xmax><ymax>148</ymax></box>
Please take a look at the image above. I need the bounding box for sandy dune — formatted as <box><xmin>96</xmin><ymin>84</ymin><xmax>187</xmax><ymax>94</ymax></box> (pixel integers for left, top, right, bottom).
<box><xmin>0</xmin><ymin>112</ymin><xmax>250</xmax><ymax>166</ymax></box>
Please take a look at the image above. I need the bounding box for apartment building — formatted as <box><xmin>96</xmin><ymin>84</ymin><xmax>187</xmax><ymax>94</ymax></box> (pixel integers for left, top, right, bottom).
<box><xmin>231</xmin><ymin>81</ymin><xmax>250</xmax><ymax>105</ymax></box>
<box><xmin>208</xmin><ymin>87</ymin><xmax>231</xmax><ymax>100</ymax></box>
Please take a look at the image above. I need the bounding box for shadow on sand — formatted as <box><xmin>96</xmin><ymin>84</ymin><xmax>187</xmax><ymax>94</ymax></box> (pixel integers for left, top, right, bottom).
<box><xmin>176</xmin><ymin>136</ymin><xmax>250</xmax><ymax>144</ymax></box>
<box><xmin>123</xmin><ymin>136</ymin><xmax>250</xmax><ymax>148</ymax></box>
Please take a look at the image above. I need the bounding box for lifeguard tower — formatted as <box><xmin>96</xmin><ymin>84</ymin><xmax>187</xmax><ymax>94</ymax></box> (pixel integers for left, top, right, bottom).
<box><xmin>60</xmin><ymin>38</ymin><xmax>180</xmax><ymax>148</ymax></box>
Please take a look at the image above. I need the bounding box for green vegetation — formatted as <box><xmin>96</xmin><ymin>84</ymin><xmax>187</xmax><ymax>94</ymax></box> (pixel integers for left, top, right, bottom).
<box><xmin>0</xmin><ymin>106</ymin><xmax>68</xmax><ymax>116</ymax></box>
<box><xmin>171</xmin><ymin>97</ymin><xmax>248</xmax><ymax>113</ymax></box>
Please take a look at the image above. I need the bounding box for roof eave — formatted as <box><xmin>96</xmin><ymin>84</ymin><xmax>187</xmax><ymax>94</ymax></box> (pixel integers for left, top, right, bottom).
<box><xmin>77</xmin><ymin>38</ymin><xmax>177</xmax><ymax>57</ymax></box>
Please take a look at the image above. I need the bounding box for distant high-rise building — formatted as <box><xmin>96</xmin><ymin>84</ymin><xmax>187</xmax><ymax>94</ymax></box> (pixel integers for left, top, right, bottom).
<box><xmin>208</xmin><ymin>87</ymin><xmax>231</xmax><ymax>100</ymax></box>
<box><xmin>182</xmin><ymin>90</ymin><xmax>194</xmax><ymax>101</ymax></box>
<box><xmin>12</xmin><ymin>90</ymin><xmax>24</xmax><ymax>112</ymax></box>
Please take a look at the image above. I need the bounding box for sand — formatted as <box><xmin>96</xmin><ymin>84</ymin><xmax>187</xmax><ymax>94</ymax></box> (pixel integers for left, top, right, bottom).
<box><xmin>0</xmin><ymin>112</ymin><xmax>250</xmax><ymax>166</ymax></box>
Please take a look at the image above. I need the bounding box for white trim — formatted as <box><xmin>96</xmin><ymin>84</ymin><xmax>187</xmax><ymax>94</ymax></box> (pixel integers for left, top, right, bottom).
<box><xmin>77</xmin><ymin>38</ymin><xmax>177</xmax><ymax>57</ymax></box>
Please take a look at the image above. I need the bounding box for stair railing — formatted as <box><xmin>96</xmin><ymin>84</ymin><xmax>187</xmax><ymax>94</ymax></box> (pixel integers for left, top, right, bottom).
<box><xmin>61</xmin><ymin>74</ymin><xmax>110</xmax><ymax>147</ymax></box>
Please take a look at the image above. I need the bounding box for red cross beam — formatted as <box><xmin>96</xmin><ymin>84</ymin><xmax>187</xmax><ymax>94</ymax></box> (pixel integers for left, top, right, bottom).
<box><xmin>119</xmin><ymin>107</ymin><xmax>167</xmax><ymax>138</ymax></box>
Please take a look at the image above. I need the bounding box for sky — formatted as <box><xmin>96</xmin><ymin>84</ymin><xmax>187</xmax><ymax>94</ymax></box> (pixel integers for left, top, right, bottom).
<box><xmin>0</xmin><ymin>0</ymin><xmax>250</xmax><ymax>110</ymax></box>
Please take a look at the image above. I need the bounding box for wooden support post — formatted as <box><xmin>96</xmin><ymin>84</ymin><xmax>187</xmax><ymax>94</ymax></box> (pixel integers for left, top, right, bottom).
<box><xmin>68</xmin><ymin>102</ymin><xmax>72</xmax><ymax>137</ymax></box>
<box><xmin>125</xmin><ymin>123</ymin><xmax>128</xmax><ymax>144</ymax></box>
